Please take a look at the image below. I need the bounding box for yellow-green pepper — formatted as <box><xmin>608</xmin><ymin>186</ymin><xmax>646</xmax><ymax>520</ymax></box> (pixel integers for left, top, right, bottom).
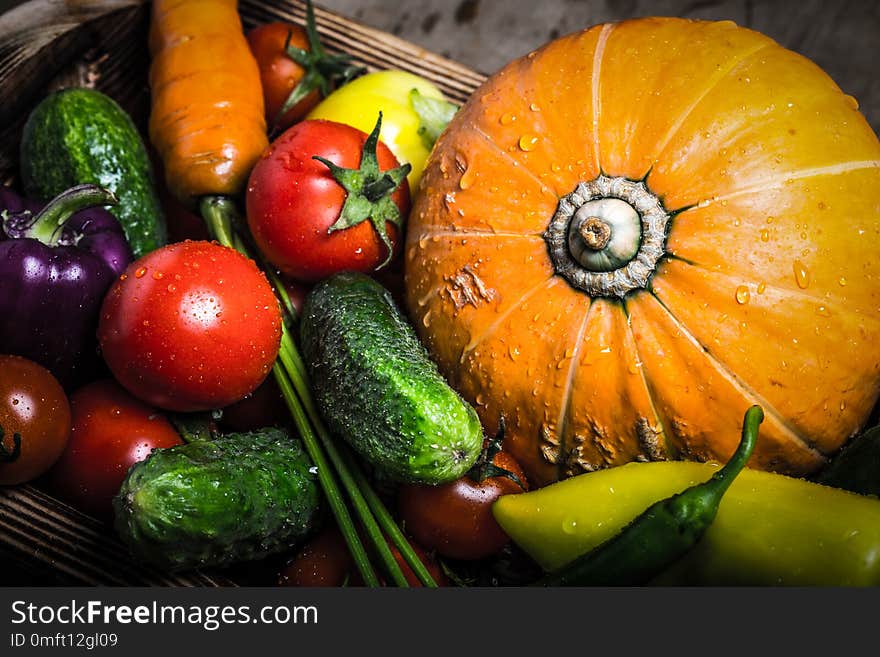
<box><xmin>493</xmin><ymin>459</ymin><xmax>880</xmax><ymax>586</ymax></box>
<box><xmin>306</xmin><ymin>70</ymin><xmax>454</xmax><ymax>191</ymax></box>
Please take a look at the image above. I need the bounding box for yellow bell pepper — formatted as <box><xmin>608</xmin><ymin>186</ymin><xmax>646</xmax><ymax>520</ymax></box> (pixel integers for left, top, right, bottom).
<box><xmin>306</xmin><ymin>70</ymin><xmax>452</xmax><ymax>192</ymax></box>
<box><xmin>493</xmin><ymin>461</ymin><xmax>880</xmax><ymax>586</ymax></box>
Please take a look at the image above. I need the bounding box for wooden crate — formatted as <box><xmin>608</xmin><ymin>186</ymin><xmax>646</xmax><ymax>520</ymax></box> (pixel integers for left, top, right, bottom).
<box><xmin>0</xmin><ymin>0</ymin><xmax>485</xmax><ymax>586</ymax></box>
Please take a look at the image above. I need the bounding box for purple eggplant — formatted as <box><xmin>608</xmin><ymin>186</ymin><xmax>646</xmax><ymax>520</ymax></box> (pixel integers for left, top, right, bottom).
<box><xmin>0</xmin><ymin>183</ymin><xmax>133</xmax><ymax>387</ymax></box>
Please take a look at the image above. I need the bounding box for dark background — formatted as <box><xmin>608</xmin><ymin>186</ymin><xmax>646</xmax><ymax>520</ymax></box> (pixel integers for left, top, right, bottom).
<box><xmin>0</xmin><ymin>0</ymin><xmax>878</xmax><ymax>131</ymax></box>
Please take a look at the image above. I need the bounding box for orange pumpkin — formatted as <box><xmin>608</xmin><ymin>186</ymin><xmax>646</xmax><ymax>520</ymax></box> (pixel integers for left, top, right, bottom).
<box><xmin>404</xmin><ymin>17</ymin><xmax>880</xmax><ymax>487</ymax></box>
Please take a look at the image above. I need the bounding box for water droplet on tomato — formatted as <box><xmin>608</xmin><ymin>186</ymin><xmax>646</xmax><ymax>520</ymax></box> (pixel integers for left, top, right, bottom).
<box><xmin>135</xmin><ymin>267</ymin><xmax>147</xmax><ymax>278</ymax></box>
<box><xmin>152</xmin><ymin>270</ymin><xmax>164</xmax><ymax>280</ymax></box>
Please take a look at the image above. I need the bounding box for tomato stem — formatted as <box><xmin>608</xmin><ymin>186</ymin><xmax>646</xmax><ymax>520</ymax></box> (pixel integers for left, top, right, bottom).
<box><xmin>270</xmin><ymin>0</ymin><xmax>365</xmax><ymax>134</ymax></box>
<box><xmin>0</xmin><ymin>424</ymin><xmax>21</xmax><ymax>463</ymax></box>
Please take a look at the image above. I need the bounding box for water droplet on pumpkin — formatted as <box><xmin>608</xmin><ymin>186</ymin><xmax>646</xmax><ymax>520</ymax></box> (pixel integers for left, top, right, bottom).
<box><xmin>135</xmin><ymin>267</ymin><xmax>147</xmax><ymax>278</ymax></box>
<box><xmin>508</xmin><ymin>345</ymin><xmax>519</xmax><ymax>361</ymax></box>
<box><xmin>845</xmin><ymin>95</ymin><xmax>859</xmax><ymax>110</ymax></box>
<box><xmin>500</xmin><ymin>112</ymin><xmax>516</xmax><ymax>125</ymax></box>
<box><xmin>793</xmin><ymin>260</ymin><xmax>810</xmax><ymax>289</ymax></box>
<box><xmin>529</xmin><ymin>103</ymin><xmax>541</xmax><ymax>112</ymax></box>
<box><xmin>735</xmin><ymin>285</ymin><xmax>750</xmax><ymax>304</ymax></box>
<box><xmin>459</xmin><ymin>166</ymin><xmax>476</xmax><ymax>190</ymax></box>
<box><xmin>760</xmin><ymin>229</ymin><xmax>770</xmax><ymax>242</ymax></box>
<box><xmin>838</xmin><ymin>277</ymin><xmax>847</xmax><ymax>287</ymax></box>
<box><xmin>815</xmin><ymin>305</ymin><xmax>831</xmax><ymax>317</ymax></box>
<box><xmin>757</xmin><ymin>281</ymin><xmax>766</xmax><ymax>294</ymax></box>
<box><xmin>518</xmin><ymin>134</ymin><xmax>539</xmax><ymax>151</ymax></box>
<box><xmin>562</xmin><ymin>518</ymin><xmax>578</xmax><ymax>535</ymax></box>
<box><xmin>422</xmin><ymin>310</ymin><xmax>432</xmax><ymax>327</ymax></box>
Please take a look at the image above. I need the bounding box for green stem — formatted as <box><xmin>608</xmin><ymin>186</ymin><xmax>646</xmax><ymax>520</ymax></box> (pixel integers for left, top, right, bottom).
<box><xmin>276</xmin><ymin>339</ymin><xmax>410</xmax><ymax>587</ymax></box>
<box><xmin>27</xmin><ymin>184</ymin><xmax>117</xmax><ymax>245</ymax></box>
<box><xmin>347</xmin><ymin>453</ymin><xmax>438</xmax><ymax>587</ymax></box>
<box><xmin>200</xmin><ymin>194</ymin><xmax>380</xmax><ymax>587</ymax></box>
<box><xmin>272</xmin><ymin>362</ymin><xmax>380</xmax><ymax>586</ymax></box>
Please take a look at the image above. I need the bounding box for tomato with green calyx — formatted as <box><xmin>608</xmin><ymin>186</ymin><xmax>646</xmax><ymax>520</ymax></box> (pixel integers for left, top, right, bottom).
<box><xmin>0</xmin><ymin>355</ymin><xmax>70</xmax><ymax>485</ymax></box>
<box><xmin>306</xmin><ymin>70</ymin><xmax>458</xmax><ymax>191</ymax></box>
<box><xmin>398</xmin><ymin>419</ymin><xmax>528</xmax><ymax>561</ymax></box>
<box><xmin>98</xmin><ymin>240</ymin><xmax>282</xmax><ymax>412</ymax></box>
<box><xmin>247</xmin><ymin>0</ymin><xmax>364</xmax><ymax>134</ymax></box>
<box><xmin>247</xmin><ymin>115</ymin><xmax>410</xmax><ymax>282</ymax></box>
<box><xmin>45</xmin><ymin>379</ymin><xmax>183</xmax><ymax>521</ymax></box>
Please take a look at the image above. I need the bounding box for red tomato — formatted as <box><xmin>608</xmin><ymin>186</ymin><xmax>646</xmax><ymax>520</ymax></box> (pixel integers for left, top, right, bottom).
<box><xmin>247</xmin><ymin>22</ymin><xmax>320</xmax><ymax>131</ymax></box>
<box><xmin>398</xmin><ymin>450</ymin><xmax>528</xmax><ymax>561</ymax></box>
<box><xmin>45</xmin><ymin>379</ymin><xmax>183</xmax><ymax>521</ymax></box>
<box><xmin>0</xmin><ymin>355</ymin><xmax>70</xmax><ymax>485</ymax></box>
<box><xmin>97</xmin><ymin>241</ymin><xmax>282</xmax><ymax>412</ymax></box>
<box><xmin>278</xmin><ymin>526</ymin><xmax>447</xmax><ymax>587</ymax></box>
<box><xmin>246</xmin><ymin>119</ymin><xmax>410</xmax><ymax>282</ymax></box>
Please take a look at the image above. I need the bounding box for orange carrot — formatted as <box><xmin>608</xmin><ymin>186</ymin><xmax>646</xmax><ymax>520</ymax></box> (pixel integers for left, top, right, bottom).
<box><xmin>148</xmin><ymin>0</ymin><xmax>268</xmax><ymax>204</ymax></box>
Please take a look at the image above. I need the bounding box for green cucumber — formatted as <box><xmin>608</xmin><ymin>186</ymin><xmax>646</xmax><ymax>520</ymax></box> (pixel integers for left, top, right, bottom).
<box><xmin>20</xmin><ymin>87</ymin><xmax>166</xmax><ymax>257</ymax></box>
<box><xmin>300</xmin><ymin>272</ymin><xmax>483</xmax><ymax>484</ymax></box>
<box><xmin>113</xmin><ymin>428</ymin><xmax>321</xmax><ymax>572</ymax></box>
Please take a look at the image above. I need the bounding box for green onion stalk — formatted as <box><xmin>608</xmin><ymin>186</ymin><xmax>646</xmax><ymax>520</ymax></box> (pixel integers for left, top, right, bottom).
<box><xmin>200</xmin><ymin>196</ymin><xmax>436</xmax><ymax>588</ymax></box>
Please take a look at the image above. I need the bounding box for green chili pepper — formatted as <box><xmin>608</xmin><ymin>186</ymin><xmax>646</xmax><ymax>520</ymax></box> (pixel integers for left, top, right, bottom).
<box><xmin>533</xmin><ymin>405</ymin><xmax>763</xmax><ymax>586</ymax></box>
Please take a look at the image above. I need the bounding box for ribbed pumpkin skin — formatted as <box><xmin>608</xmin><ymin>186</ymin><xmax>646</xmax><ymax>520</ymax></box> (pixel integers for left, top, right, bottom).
<box><xmin>404</xmin><ymin>18</ymin><xmax>880</xmax><ymax>487</ymax></box>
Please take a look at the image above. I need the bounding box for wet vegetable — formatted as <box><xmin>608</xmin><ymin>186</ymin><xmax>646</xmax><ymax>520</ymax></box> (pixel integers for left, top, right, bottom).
<box><xmin>148</xmin><ymin>0</ymin><xmax>268</xmax><ymax>204</ymax></box>
<box><xmin>0</xmin><ymin>184</ymin><xmax>132</xmax><ymax>387</ymax></box>
<box><xmin>114</xmin><ymin>427</ymin><xmax>320</xmax><ymax>571</ymax></box>
<box><xmin>20</xmin><ymin>87</ymin><xmax>166</xmax><ymax>258</ymax></box>
<box><xmin>494</xmin><ymin>409</ymin><xmax>880</xmax><ymax>586</ymax></box>
<box><xmin>97</xmin><ymin>240</ymin><xmax>281</xmax><ymax>412</ymax></box>
<box><xmin>0</xmin><ymin>354</ymin><xmax>71</xmax><ymax>486</ymax></box>
<box><xmin>247</xmin><ymin>115</ymin><xmax>410</xmax><ymax>280</ymax></box>
<box><xmin>247</xmin><ymin>0</ymin><xmax>364</xmax><ymax>133</ymax></box>
<box><xmin>406</xmin><ymin>17</ymin><xmax>880</xmax><ymax>487</ymax></box>
<box><xmin>534</xmin><ymin>406</ymin><xmax>761</xmax><ymax>586</ymax></box>
<box><xmin>307</xmin><ymin>70</ymin><xmax>456</xmax><ymax>190</ymax></box>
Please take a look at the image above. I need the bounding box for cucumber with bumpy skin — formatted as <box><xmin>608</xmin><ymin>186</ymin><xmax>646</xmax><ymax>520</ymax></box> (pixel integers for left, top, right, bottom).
<box><xmin>20</xmin><ymin>88</ymin><xmax>166</xmax><ymax>257</ymax></box>
<box><xmin>113</xmin><ymin>428</ymin><xmax>320</xmax><ymax>572</ymax></box>
<box><xmin>300</xmin><ymin>272</ymin><xmax>483</xmax><ymax>484</ymax></box>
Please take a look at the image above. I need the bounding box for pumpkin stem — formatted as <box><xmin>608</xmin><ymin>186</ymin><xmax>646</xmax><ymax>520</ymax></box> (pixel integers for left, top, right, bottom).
<box><xmin>579</xmin><ymin>216</ymin><xmax>611</xmax><ymax>251</ymax></box>
<box><xmin>544</xmin><ymin>176</ymin><xmax>669</xmax><ymax>298</ymax></box>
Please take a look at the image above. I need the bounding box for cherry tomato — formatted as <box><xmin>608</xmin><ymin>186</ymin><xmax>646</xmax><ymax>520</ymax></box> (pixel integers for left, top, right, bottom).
<box><xmin>246</xmin><ymin>119</ymin><xmax>410</xmax><ymax>282</ymax></box>
<box><xmin>44</xmin><ymin>379</ymin><xmax>183</xmax><ymax>521</ymax></box>
<box><xmin>0</xmin><ymin>355</ymin><xmax>70</xmax><ymax>485</ymax></box>
<box><xmin>97</xmin><ymin>240</ymin><xmax>282</xmax><ymax>412</ymax></box>
<box><xmin>278</xmin><ymin>526</ymin><xmax>447</xmax><ymax>587</ymax></box>
<box><xmin>398</xmin><ymin>450</ymin><xmax>528</xmax><ymax>561</ymax></box>
<box><xmin>247</xmin><ymin>22</ymin><xmax>321</xmax><ymax>131</ymax></box>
